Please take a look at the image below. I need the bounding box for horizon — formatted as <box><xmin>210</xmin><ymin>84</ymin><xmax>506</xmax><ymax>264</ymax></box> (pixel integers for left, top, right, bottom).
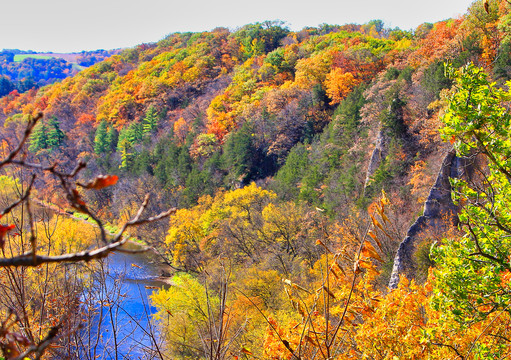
<box><xmin>1</xmin><ymin>0</ymin><xmax>474</xmax><ymax>53</ymax></box>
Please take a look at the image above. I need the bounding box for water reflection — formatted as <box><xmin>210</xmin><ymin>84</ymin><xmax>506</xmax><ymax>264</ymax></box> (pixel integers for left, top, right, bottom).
<box><xmin>77</xmin><ymin>250</ymin><xmax>169</xmax><ymax>359</ymax></box>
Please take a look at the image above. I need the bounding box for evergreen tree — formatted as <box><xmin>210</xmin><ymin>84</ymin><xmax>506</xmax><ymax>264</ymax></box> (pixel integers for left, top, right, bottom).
<box><xmin>94</xmin><ymin>120</ymin><xmax>108</xmax><ymax>155</ymax></box>
<box><xmin>127</xmin><ymin>122</ymin><xmax>143</xmax><ymax>144</ymax></box>
<box><xmin>106</xmin><ymin>125</ymin><xmax>119</xmax><ymax>152</ymax></box>
<box><xmin>177</xmin><ymin>146</ymin><xmax>192</xmax><ymax>185</ymax></box>
<box><xmin>46</xmin><ymin>116</ymin><xmax>65</xmax><ymax>149</ymax></box>
<box><xmin>142</xmin><ymin>106</ymin><xmax>159</xmax><ymax>135</ymax></box>
<box><xmin>28</xmin><ymin>123</ymin><xmax>48</xmax><ymax>153</ymax></box>
<box><xmin>222</xmin><ymin>123</ymin><xmax>255</xmax><ymax>183</ymax></box>
<box><xmin>119</xmin><ymin>138</ymin><xmax>134</xmax><ymax>170</ymax></box>
<box><xmin>273</xmin><ymin>143</ymin><xmax>309</xmax><ymax>199</ymax></box>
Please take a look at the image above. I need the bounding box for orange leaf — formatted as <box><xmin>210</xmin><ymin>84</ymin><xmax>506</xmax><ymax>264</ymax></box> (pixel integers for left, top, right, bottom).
<box><xmin>358</xmin><ymin>259</ymin><xmax>380</xmax><ymax>276</ymax></box>
<box><xmin>368</xmin><ymin>230</ymin><xmax>383</xmax><ymax>251</ymax></box>
<box><xmin>358</xmin><ymin>259</ymin><xmax>373</xmax><ymax>270</ymax></box>
<box><xmin>316</xmin><ymin>239</ymin><xmax>333</xmax><ymax>254</ymax></box>
<box><xmin>83</xmin><ymin>175</ymin><xmax>119</xmax><ymax>190</ymax></box>
<box><xmin>353</xmin><ymin>260</ymin><xmax>362</xmax><ymax>274</ymax></box>
<box><xmin>370</xmin><ymin>214</ymin><xmax>383</xmax><ymax>231</ymax></box>
<box><xmin>361</xmin><ymin>240</ymin><xmax>383</xmax><ymax>262</ymax></box>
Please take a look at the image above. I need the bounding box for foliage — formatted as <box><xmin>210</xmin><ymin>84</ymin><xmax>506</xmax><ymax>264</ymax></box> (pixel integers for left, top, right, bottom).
<box><xmin>4</xmin><ymin>4</ymin><xmax>511</xmax><ymax>358</ymax></box>
<box><xmin>434</xmin><ymin>63</ymin><xmax>511</xmax><ymax>324</ymax></box>
<box><xmin>28</xmin><ymin>116</ymin><xmax>65</xmax><ymax>153</ymax></box>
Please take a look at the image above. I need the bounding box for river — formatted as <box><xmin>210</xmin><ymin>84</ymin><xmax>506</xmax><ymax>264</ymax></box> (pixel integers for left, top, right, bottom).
<box><xmin>77</xmin><ymin>247</ymin><xmax>170</xmax><ymax>359</ymax></box>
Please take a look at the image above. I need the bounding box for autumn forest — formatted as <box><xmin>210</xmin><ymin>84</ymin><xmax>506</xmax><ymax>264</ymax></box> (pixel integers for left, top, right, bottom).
<box><xmin>1</xmin><ymin>0</ymin><xmax>511</xmax><ymax>358</ymax></box>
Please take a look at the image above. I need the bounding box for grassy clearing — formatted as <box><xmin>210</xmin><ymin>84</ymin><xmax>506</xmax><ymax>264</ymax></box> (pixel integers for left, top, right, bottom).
<box><xmin>13</xmin><ymin>53</ymin><xmax>82</xmax><ymax>63</ymax></box>
<box><xmin>14</xmin><ymin>54</ymin><xmax>54</xmax><ymax>61</ymax></box>
<box><xmin>72</xmin><ymin>63</ymin><xmax>86</xmax><ymax>71</ymax></box>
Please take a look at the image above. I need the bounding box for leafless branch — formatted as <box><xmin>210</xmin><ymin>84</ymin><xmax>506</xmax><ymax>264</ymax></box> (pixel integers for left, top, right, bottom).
<box><xmin>0</xmin><ymin>206</ymin><xmax>176</xmax><ymax>267</ymax></box>
<box><xmin>0</xmin><ymin>113</ymin><xmax>42</xmax><ymax>168</ymax></box>
<box><xmin>13</xmin><ymin>325</ymin><xmax>61</xmax><ymax>360</ymax></box>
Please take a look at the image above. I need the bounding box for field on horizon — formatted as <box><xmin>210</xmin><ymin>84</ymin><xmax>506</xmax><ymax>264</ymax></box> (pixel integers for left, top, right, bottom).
<box><xmin>14</xmin><ymin>53</ymin><xmax>81</xmax><ymax>62</ymax></box>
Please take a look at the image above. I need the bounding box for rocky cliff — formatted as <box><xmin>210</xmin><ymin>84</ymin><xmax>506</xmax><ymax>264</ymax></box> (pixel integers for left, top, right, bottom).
<box><xmin>388</xmin><ymin>149</ymin><xmax>466</xmax><ymax>288</ymax></box>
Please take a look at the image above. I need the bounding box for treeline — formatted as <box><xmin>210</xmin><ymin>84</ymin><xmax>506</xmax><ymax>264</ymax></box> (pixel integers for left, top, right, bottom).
<box><xmin>0</xmin><ymin>49</ymin><xmax>118</xmax><ymax>97</ymax></box>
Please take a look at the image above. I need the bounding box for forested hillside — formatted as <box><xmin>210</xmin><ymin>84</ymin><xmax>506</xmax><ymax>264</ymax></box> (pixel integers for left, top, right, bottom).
<box><xmin>1</xmin><ymin>0</ymin><xmax>511</xmax><ymax>358</ymax></box>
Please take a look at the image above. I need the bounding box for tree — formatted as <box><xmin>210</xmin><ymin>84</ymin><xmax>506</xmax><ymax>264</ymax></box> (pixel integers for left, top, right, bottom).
<box><xmin>222</xmin><ymin>123</ymin><xmax>256</xmax><ymax>184</ymax></box>
<box><xmin>142</xmin><ymin>105</ymin><xmax>159</xmax><ymax>135</ymax></box>
<box><xmin>94</xmin><ymin>120</ymin><xmax>108</xmax><ymax>155</ymax></box>
<box><xmin>0</xmin><ymin>113</ymin><xmax>174</xmax><ymax>359</ymax></box>
<box><xmin>272</xmin><ymin>143</ymin><xmax>309</xmax><ymax>200</ymax></box>
<box><xmin>28</xmin><ymin>122</ymin><xmax>48</xmax><ymax>153</ymax></box>
<box><xmin>118</xmin><ymin>138</ymin><xmax>134</xmax><ymax>170</ymax></box>
<box><xmin>173</xmin><ymin>117</ymin><xmax>188</xmax><ymax>144</ymax></box>
<box><xmin>434</xmin><ymin>63</ymin><xmax>511</xmax><ymax>330</ymax></box>
<box><xmin>0</xmin><ymin>77</ymin><xmax>15</xmax><ymax>97</ymax></box>
<box><xmin>106</xmin><ymin>125</ymin><xmax>119</xmax><ymax>152</ymax></box>
<box><xmin>325</xmin><ymin>68</ymin><xmax>357</xmax><ymax>105</ymax></box>
<box><xmin>28</xmin><ymin>116</ymin><xmax>65</xmax><ymax>153</ymax></box>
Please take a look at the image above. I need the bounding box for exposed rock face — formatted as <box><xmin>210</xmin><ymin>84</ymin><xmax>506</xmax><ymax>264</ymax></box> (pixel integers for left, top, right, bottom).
<box><xmin>364</xmin><ymin>129</ymin><xmax>388</xmax><ymax>189</ymax></box>
<box><xmin>388</xmin><ymin>149</ymin><xmax>465</xmax><ymax>289</ymax></box>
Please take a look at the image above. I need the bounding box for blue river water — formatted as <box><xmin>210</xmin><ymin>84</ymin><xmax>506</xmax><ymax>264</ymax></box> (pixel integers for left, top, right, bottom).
<box><xmin>77</xmin><ymin>249</ymin><xmax>170</xmax><ymax>359</ymax></box>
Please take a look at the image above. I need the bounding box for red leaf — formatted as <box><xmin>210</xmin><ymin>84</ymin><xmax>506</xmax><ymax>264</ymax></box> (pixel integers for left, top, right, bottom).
<box><xmin>72</xmin><ymin>189</ymin><xmax>86</xmax><ymax>206</ymax></box>
<box><xmin>0</xmin><ymin>224</ymin><xmax>15</xmax><ymax>250</ymax></box>
<box><xmin>83</xmin><ymin>175</ymin><xmax>118</xmax><ymax>190</ymax></box>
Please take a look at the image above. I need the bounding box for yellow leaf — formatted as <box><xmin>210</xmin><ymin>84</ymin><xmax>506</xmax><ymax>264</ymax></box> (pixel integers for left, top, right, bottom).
<box><xmin>282</xmin><ymin>278</ymin><xmax>310</xmax><ymax>293</ymax></box>
<box><xmin>381</xmin><ymin>212</ymin><xmax>390</xmax><ymax>224</ymax></box>
<box><xmin>381</xmin><ymin>189</ymin><xmax>389</xmax><ymax>205</ymax></box>
<box><xmin>241</xmin><ymin>347</ymin><xmax>253</xmax><ymax>355</ymax></box>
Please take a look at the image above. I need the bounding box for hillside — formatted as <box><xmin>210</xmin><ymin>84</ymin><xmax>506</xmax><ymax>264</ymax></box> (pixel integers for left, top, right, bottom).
<box><xmin>0</xmin><ymin>49</ymin><xmax>118</xmax><ymax>96</ymax></box>
<box><xmin>1</xmin><ymin>0</ymin><xmax>511</xmax><ymax>358</ymax></box>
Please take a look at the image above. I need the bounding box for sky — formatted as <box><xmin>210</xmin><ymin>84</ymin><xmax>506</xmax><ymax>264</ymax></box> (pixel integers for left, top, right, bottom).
<box><xmin>1</xmin><ymin>0</ymin><xmax>475</xmax><ymax>53</ymax></box>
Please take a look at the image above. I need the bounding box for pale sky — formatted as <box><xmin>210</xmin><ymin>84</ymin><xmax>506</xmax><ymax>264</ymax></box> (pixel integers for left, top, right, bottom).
<box><xmin>1</xmin><ymin>0</ymin><xmax>475</xmax><ymax>53</ymax></box>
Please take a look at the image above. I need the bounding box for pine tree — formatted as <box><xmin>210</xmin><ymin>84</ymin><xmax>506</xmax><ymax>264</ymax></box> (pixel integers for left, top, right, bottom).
<box><xmin>94</xmin><ymin>120</ymin><xmax>108</xmax><ymax>154</ymax></box>
<box><xmin>119</xmin><ymin>138</ymin><xmax>134</xmax><ymax>170</ymax></box>
<box><xmin>142</xmin><ymin>106</ymin><xmax>159</xmax><ymax>135</ymax></box>
<box><xmin>46</xmin><ymin>116</ymin><xmax>65</xmax><ymax>149</ymax></box>
<box><xmin>106</xmin><ymin>125</ymin><xmax>119</xmax><ymax>152</ymax></box>
<box><xmin>28</xmin><ymin>123</ymin><xmax>48</xmax><ymax>153</ymax></box>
